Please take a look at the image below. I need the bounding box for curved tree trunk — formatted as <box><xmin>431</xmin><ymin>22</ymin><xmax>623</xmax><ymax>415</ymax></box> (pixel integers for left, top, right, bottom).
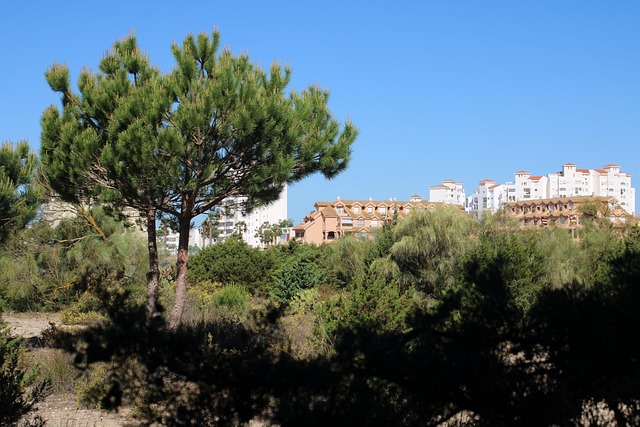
<box><xmin>146</xmin><ymin>208</ymin><xmax>160</xmax><ymax>318</ymax></box>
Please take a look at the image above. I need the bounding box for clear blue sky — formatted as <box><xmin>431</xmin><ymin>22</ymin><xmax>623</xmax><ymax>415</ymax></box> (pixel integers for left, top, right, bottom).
<box><xmin>2</xmin><ymin>1</ymin><xmax>639</xmax><ymax>223</ymax></box>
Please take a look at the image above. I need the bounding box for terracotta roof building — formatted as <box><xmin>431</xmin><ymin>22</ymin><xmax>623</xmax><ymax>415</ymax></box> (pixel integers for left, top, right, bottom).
<box><xmin>504</xmin><ymin>196</ymin><xmax>629</xmax><ymax>228</ymax></box>
<box><xmin>293</xmin><ymin>197</ymin><xmax>463</xmax><ymax>245</ymax></box>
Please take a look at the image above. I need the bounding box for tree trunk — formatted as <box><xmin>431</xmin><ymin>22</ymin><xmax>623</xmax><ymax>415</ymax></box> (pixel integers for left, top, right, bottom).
<box><xmin>168</xmin><ymin>205</ymin><xmax>192</xmax><ymax>330</ymax></box>
<box><xmin>146</xmin><ymin>208</ymin><xmax>160</xmax><ymax>318</ymax></box>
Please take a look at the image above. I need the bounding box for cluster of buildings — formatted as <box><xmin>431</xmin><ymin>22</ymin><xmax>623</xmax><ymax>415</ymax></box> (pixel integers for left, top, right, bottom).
<box><xmin>42</xmin><ymin>162</ymin><xmax>636</xmax><ymax>249</ymax></box>
<box><xmin>293</xmin><ymin>162</ymin><xmax>635</xmax><ymax>245</ymax></box>
<box><xmin>458</xmin><ymin>163</ymin><xmax>635</xmax><ymax>218</ymax></box>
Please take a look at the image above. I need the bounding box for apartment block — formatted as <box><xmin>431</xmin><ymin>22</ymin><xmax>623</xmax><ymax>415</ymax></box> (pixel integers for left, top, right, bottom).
<box><xmin>213</xmin><ymin>185</ymin><xmax>289</xmax><ymax>248</ymax></box>
<box><xmin>466</xmin><ymin>163</ymin><xmax>635</xmax><ymax>216</ymax></box>
<box><xmin>466</xmin><ymin>179</ymin><xmax>507</xmax><ymax>218</ymax></box>
<box><xmin>504</xmin><ymin>196</ymin><xmax>629</xmax><ymax>229</ymax></box>
<box><xmin>429</xmin><ymin>179</ymin><xmax>466</xmax><ymax>205</ymax></box>
<box><xmin>293</xmin><ymin>196</ymin><xmax>463</xmax><ymax>245</ymax></box>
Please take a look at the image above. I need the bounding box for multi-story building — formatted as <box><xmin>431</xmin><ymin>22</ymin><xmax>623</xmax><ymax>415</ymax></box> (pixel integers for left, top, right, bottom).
<box><xmin>466</xmin><ymin>179</ymin><xmax>507</xmax><ymax>218</ymax></box>
<box><xmin>466</xmin><ymin>163</ymin><xmax>635</xmax><ymax>216</ymax></box>
<box><xmin>504</xmin><ymin>196</ymin><xmax>629</xmax><ymax>229</ymax></box>
<box><xmin>213</xmin><ymin>185</ymin><xmax>289</xmax><ymax>248</ymax></box>
<box><xmin>161</xmin><ymin>227</ymin><xmax>204</xmax><ymax>255</ymax></box>
<box><xmin>429</xmin><ymin>179</ymin><xmax>466</xmax><ymax>206</ymax></box>
<box><xmin>293</xmin><ymin>196</ymin><xmax>463</xmax><ymax>245</ymax></box>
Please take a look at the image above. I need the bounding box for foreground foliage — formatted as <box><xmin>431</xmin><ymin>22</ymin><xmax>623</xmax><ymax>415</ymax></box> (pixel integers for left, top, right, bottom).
<box><xmin>4</xmin><ymin>205</ymin><xmax>640</xmax><ymax>425</ymax></box>
<box><xmin>37</xmin><ymin>218</ymin><xmax>640</xmax><ymax>425</ymax></box>
<box><xmin>0</xmin><ymin>315</ymin><xmax>45</xmax><ymax>426</ymax></box>
<box><xmin>0</xmin><ymin>141</ymin><xmax>41</xmax><ymax>244</ymax></box>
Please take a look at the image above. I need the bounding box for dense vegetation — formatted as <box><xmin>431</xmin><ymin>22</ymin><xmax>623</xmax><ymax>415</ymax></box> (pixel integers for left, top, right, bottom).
<box><xmin>2</xmin><ymin>201</ymin><xmax>640</xmax><ymax>425</ymax></box>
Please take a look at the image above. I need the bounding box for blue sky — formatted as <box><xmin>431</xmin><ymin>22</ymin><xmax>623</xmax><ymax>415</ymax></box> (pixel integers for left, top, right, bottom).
<box><xmin>2</xmin><ymin>1</ymin><xmax>639</xmax><ymax>223</ymax></box>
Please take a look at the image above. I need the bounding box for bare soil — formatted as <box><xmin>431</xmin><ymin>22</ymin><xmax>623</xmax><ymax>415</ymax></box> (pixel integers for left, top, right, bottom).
<box><xmin>3</xmin><ymin>312</ymin><xmax>141</xmax><ymax>427</ymax></box>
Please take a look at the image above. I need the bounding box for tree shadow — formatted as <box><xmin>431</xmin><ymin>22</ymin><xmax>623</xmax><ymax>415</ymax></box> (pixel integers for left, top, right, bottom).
<box><xmin>48</xmin><ymin>244</ymin><xmax>640</xmax><ymax>426</ymax></box>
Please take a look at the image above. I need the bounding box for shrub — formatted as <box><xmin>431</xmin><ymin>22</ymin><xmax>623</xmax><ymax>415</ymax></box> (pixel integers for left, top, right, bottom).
<box><xmin>0</xmin><ymin>317</ymin><xmax>45</xmax><ymax>425</ymax></box>
<box><xmin>213</xmin><ymin>284</ymin><xmax>248</xmax><ymax>311</ymax></box>
<box><xmin>60</xmin><ymin>291</ymin><xmax>107</xmax><ymax>325</ymax></box>
<box><xmin>179</xmin><ymin>282</ymin><xmax>250</xmax><ymax>325</ymax></box>
<box><xmin>321</xmin><ymin>272</ymin><xmax>414</xmax><ymax>338</ymax></box>
<box><xmin>76</xmin><ymin>361</ymin><xmax>121</xmax><ymax>410</ymax></box>
<box><xmin>271</xmin><ymin>254</ymin><xmax>327</xmax><ymax>303</ymax></box>
<box><xmin>188</xmin><ymin>235</ymin><xmax>272</xmax><ymax>291</ymax></box>
<box><xmin>30</xmin><ymin>349</ymin><xmax>78</xmax><ymax>394</ymax></box>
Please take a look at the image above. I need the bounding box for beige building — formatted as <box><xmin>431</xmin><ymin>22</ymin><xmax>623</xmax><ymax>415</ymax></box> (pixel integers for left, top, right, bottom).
<box><xmin>504</xmin><ymin>196</ymin><xmax>629</xmax><ymax>228</ymax></box>
<box><xmin>293</xmin><ymin>196</ymin><xmax>463</xmax><ymax>245</ymax></box>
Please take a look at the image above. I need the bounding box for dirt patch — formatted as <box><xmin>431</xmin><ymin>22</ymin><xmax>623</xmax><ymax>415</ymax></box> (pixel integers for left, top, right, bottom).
<box><xmin>2</xmin><ymin>311</ymin><xmax>62</xmax><ymax>338</ymax></box>
<box><xmin>3</xmin><ymin>312</ymin><xmax>141</xmax><ymax>426</ymax></box>
<box><xmin>35</xmin><ymin>393</ymin><xmax>139</xmax><ymax>427</ymax></box>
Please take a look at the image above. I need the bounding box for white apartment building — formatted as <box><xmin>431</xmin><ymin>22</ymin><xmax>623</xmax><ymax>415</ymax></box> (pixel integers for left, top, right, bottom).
<box><xmin>466</xmin><ymin>163</ymin><xmax>635</xmax><ymax>216</ymax></box>
<box><xmin>429</xmin><ymin>179</ymin><xmax>466</xmax><ymax>206</ymax></box>
<box><xmin>161</xmin><ymin>227</ymin><xmax>204</xmax><ymax>255</ymax></box>
<box><xmin>214</xmin><ymin>185</ymin><xmax>289</xmax><ymax>248</ymax></box>
<box><xmin>466</xmin><ymin>180</ymin><xmax>507</xmax><ymax>218</ymax></box>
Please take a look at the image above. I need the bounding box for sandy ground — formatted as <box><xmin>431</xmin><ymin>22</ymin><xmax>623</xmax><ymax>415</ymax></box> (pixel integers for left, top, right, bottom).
<box><xmin>3</xmin><ymin>311</ymin><xmax>62</xmax><ymax>339</ymax></box>
<box><xmin>2</xmin><ymin>312</ymin><xmax>141</xmax><ymax>427</ymax></box>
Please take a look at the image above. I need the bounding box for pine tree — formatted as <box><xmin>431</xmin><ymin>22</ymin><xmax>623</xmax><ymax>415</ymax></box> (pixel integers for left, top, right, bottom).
<box><xmin>41</xmin><ymin>36</ymin><xmax>176</xmax><ymax>316</ymax></box>
<box><xmin>0</xmin><ymin>141</ymin><xmax>41</xmax><ymax>243</ymax></box>
<box><xmin>160</xmin><ymin>31</ymin><xmax>357</xmax><ymax>328</ymax></box>
<box><xmin>41</xmin><ymin>30</ymin><xmax>357</xmax><ymax>329</ymax></box>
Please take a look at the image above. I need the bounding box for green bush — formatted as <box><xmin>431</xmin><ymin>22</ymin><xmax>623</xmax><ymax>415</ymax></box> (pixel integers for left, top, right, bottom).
<box><xmin>271</xmin><ymin>253</ymin><xmax>327</xmax><ymax>303</ymax></box>
<box><xmin>76</xmin><ymin>361</ymin><xmax>121</xmax><ymax>410</ymax></box>
<box><xmin>0</xmin><ymin>209</ymin><xmax>148</xmax><ymax>312</ymax></box>
<box><xmin>321</xmin><ymin>272</ymin><xmax>414</xmax><ymax>338</ymax></box>
<box><xmin>179</xmin><ymin>282</ymin><xmax>250</xmax><ymax>325</ymax></box>
<box><xmin>213</xmin><ymin>284</ymin><xmax>248</xmax><ymax>311</ymax></box>
<box><xmin>0</xmin><ymin>317</ymin><xmax>45</xmax><ymax>425</ymax></box>
<box><xmin>189</xmin><ymin>235</ymin><xmax>272</xmax><ymax>291</ymax></box>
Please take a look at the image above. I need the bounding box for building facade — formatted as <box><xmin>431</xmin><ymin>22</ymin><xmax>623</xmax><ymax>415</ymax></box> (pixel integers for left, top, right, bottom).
<box><xmin>466</xmin><ymin>179</ymin><xmax>506</xmax><ymax>219</ymax></box>
<box><xmin>429</xmin><ymin>179</ymin><xmax>466</xmax><ymax>206</ymax></box>
<box><xmin>293</xmin><ymin>196</ymin><xmax>463</xmax><ymax>245</ymax></box>
<box><xmin>213</xmin><ymin>185</ymin><xmax>289</xmax><ymax>248</ymax></box>
<box><xmin>466</xmin><ymin>163</ymin><xmax>635</xmax><ymax>216</ymax></box>
<box><xmin>504</xmin><ymin>196</ymin><xmax>629</xmax><ymax>229</ymax></box>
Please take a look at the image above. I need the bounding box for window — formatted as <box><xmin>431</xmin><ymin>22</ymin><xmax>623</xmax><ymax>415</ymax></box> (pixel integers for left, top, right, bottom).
<box><xmin>341</xmin><ymin>218</ymin><xmax>353</xmax><ymax>227</ymax></box>
<box><xmin>370</xmin><ymin>220</ymin><xmax>378</xmax><ymax>227</ymax></box>
<box><xmin>379</xmin><ymin>206</ymin><xmax>387</xmax><ymax>215</ymax></box>
<box><xmin>367</xmin><ymin>206</ymin><xmax>374</xmax><ymax>214</ymax></box>
<box><xmin>353</xmin><ymin>206</ymin><xmax>360</xmax><ymax>214</ymax></box>
<box><xmin>336</xmin><ymin>206</ymin><xmax>344</xmax><ymax>214</ymax></box>
<box><xmin>405</xmin><ymin>208</ymin><xmax>411</xmax><ymax>214</ymax></box>
<box><xmin>357</xmin><ymin>219</ymin><xmax>365</xmax><ymax>227</ymax></box>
